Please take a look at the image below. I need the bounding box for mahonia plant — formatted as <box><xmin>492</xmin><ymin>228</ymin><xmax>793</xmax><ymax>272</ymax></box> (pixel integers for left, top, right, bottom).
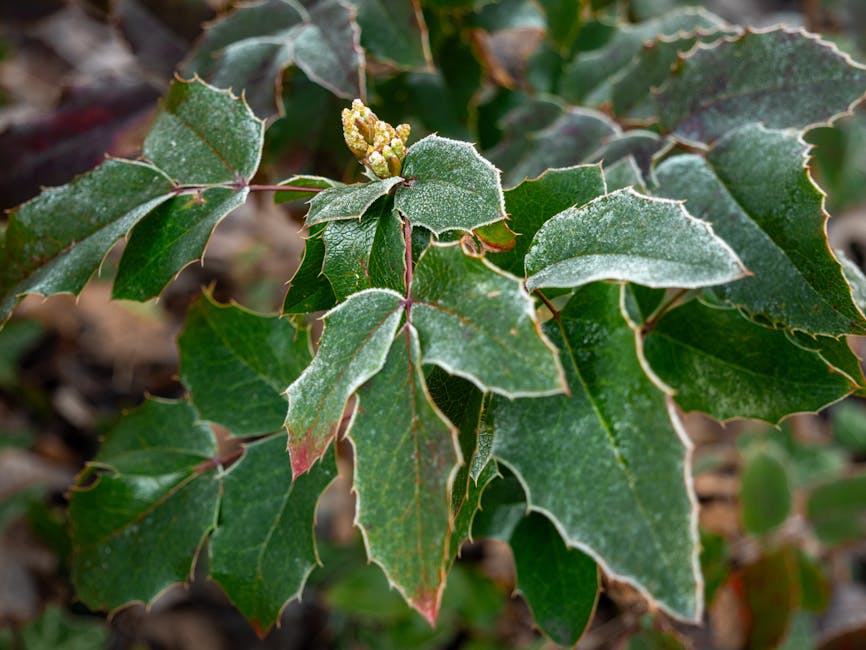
<box><xmin>4</xmin><ymin>1</ymin><xmax>866</xmax><ymax>647</ymax></box>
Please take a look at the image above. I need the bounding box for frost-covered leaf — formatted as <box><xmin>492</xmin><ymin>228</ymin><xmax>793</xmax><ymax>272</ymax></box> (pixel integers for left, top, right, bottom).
<box><xmin>410</xmin><ymin>244</ymin><xmax>566</xmax><ymax>397</ymax></box>
<box><xmin>654</xmin><ymin>124</ymin><xmax>866</xmax><ymax>335</ymax></box>
<box><xmin>350</xmin><ymin>325</ymin><xmax>461</xmax><ymax>625</ymax></box>
<box><xmin>643</xmin><ymin>301</ymin><xmax>854</xmax><ymax>423</ymax></box>
<box><xmin>285</xmin><ymin>288</ymin><xmax>404</xmax><ymax>477</ymax></box>
<box><xmin>283</xmin><ymin>224</ymin><xmax>337</xmax><ymax>314</ymax></box>
<box><xmin>274</xmin><ymin>175</ymin><xmax>340</xmax><ymax>204</ymax></box>
<box><xmin>657</xmin><ymin>29</ymin><xmax>866</xmax><ymax>144</ymax></box>
<box><xmin>525</xmin><ymin>189</ymin><xmax>746</xmax><ymax>291</ymax></box>
<box><xmin>307</xmin><ymin>177</ymin><xmax>402</xmax><ymax>225</ymax></box>
<box><xmin>395</xmin><ymin>135</ymin><xmax>505</xmax><ymax>234</ymax></box>
<box><xmin>210</xmin><ymin>436</ymin><xmax>335</xmax><ymax>634</ymax></box>
<box><xmin>69</xmin><ymin>399</ymin><xmax>219</xmax><ymax>611</ymax></box>
<box><xmin>322</xmin><ymin>198</ymin><xmax>405</xmax><ymax>300</ymax></box>
<box><xmin>179</xmin><ymin>294</ymin><xmax>312</xmax><ymax>436</ymax></box>
<box><xmin>350</xmin><ymin>0</ymin><xmax>430</xmax><ymax>69</ymax></box>
<box><xmin>492</xmin><ymin>282</ymin><xmax>701</xmax><ymax>621</ymax></box>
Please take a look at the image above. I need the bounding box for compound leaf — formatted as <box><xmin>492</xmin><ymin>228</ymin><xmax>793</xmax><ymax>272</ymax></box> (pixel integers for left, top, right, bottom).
<box><xmin>525</xmin><ymin>188</ymin><xmax>746</xmax><ymax>291</ymax></box>
<box><xmin>643</xmin><ymin>300</ymin><xmax>854</xmax><ymax>422</ymax></box>
<box><xmin>210</xmin><ymin>436</ymin><xmax>336</xmax><ymax>634</ymax></box>
<box><xmin>307</xmin><ymin>177</ymin><xmax>402</xmax><ymax>225</ymax></box>
<box><xmin>350</xmin><ymin>325</ymin><xmax>461</xmax><ymax>625</ymax></box>
<box><xmin>285</xmin><ymin>288</ymin><xmax>404</xmax><ymax>477</ymax></box>
<box><xmin>396</xmin><ymin>135</ymin><xmax>506</xmax><ymax>234</ymax></box>
<box><xmin>69</xmin><ymin>400</ymin><xmax>219</xmax><ymax>611</ymax></box>
<box><xmin>492</xmin><ymin>282</ymin><xmax>701</xmax><ymax>621</ymax></box>
<box><xmin>410</xmin><ymin>244</ymin><xmax>566</xmax><ymax>397</ymax></box>
<box><xmin>654</xmin><ymin>124</ymin><xmax>866</xmax><ymax>335</ymax></box>
<box><xmin>179</xmin><ymin>294</ymin><xmax>313</xmax><ymax>436</ymax></box>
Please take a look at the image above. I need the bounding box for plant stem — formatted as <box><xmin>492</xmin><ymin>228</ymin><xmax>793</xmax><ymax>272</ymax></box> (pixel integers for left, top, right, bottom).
<box><xmin>642</xmin><ymin>288</ymin><xmax>690</xmax><ymax>334</ymax></box>
<box><xmin>194</xmin><ymin>447</ymin><xmax>244</xmax><ymax>474</ymax></box>
<box><xmin>402</xmin><ymin>215</ymin><xmax>414</xmax><ymax>313</ymax></box>
<box><xmin>533</xmin><ymin>289</ymin><xmax>560</xmax><ymax>321</ymax></box>
<box><xmin>248</xmin><ymin>184</ymin><xmax>324</xmax><ymax>193</ymax></box>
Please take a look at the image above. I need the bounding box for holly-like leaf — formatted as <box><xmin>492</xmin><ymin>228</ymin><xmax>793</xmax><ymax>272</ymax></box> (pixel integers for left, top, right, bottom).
<box><xmin>274</xmin><ymin>175</ymin><xmax>340</xmax><ymax>204</ymax></box>
<box><xmin>350</xmin><ymin>0</ymin><xmax>431</xmax><ymax>69</ymax></box>
<box><xmin>643</xmin><ymin>301</ymin><xmax>854</xmax><ymax>423</ymax></box>
<box><xmin>657</xmin><ymin>29</ymin><xmax>866</xmax><ymax>145</ymax></box>
<box><xmin>283</xmin><ymin>224</ymin><xmax>338</xmax><ymax>314</ymax></box>
<box><xmin>322</xmin><ymin>198</ymin><xmax>406</xmax><ymax>300</ymax></box>
<box><xmin>210</xmin><ymin>436</ymin><xmax>336</xmax><ymax>634</ymax></box>
<box><xmin>410</xmin><ymin>244</ymin><xmax>566</xmax><ymax>397</ymax></box>
<box><xmin>350</xmin><ymin>325</ymin><xmax>461</xmax><ymax>625</ymax></box>
<box><xmin>492</xmin><ymin>164</ymin><xmax>606</xmax><ymax>277</ymax></box>
<box><xmin>395</xmin><ymin>135</ymin><xmax>506</xmax><ymax>234</ymax></box>
<box><xmin>655</xmin><ymin>125</ymin><xmax>866</xmax><ymax>335</ymax></box>
<box><xmin>69</xmin><ymin>399</ymin><xmax>220</xmax><ymax>611</ymax></box>
<box><xmin>492</xmin><ymin>282</ymin><xmax>701</xmax><ymax>621</ymax></box>
<box><xmin>285</xmin><ymin>288</ymin><xmax>404</xmax><ymax>477</ymax></box>
<box><xmin>179</xmin><ymin>294</ymin><xmax>312</xmax><ymax>436</ymax></box>
<box><xmin>472</xmin><ymin>469</ymin><xmax>528</xmax><ymax>542</ymax></box>
<box><xmin>525</xmin><ymin>189</ymin><xmax>746</xmax><ymax>291</ymax></box>
<box><xmin>307</xmin><ymin>177</ymin><xmax>402</xmax><ymax>225</ymax></box>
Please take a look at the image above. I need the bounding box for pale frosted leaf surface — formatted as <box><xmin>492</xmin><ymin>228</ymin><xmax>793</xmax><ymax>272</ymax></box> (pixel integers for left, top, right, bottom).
<box><xmin>210</xmin><ymin>437</ymin><xmax>336</xmax><ymax>633</ymax></box>
<box><xmin>285</xmin><ymin>288</ymin><xmax>404</xmax><ymax>476</ymax></box>
<box><xmin>410</xmin><ymin>245</ymin><xmax>566</xmax><ymax>397</ymax></box>
<box><xmin>349</xmin><ymin>0</ymin><xmax>430</xmax><ymax>69</ymax></box>
<box><xmin>654</xmin><ymin>124</ymin><xmax>866</xmax><ymax>335</ymax></box>
<box><xmin>657</xmin><ymin>29</ymin><xmax>866</xmax><ymax>144</ymax></box>
<box><xmin>283</xmin><ymin>224</ymin><xmax>337</xmax><ymax>314</ymax></box>
<box><xmin>350</xmin><ymin>326</ymin><xmax>460</xmax><ymax>625</ymax></box>
<box><xmin>643</xmin><ymin>300</ymin><xmax>853</xmax><ymax>423</ymax></box>
<box><xmin>838</xmin><ymin>249</ymin><xmax>866</xmax><ymax>313</ymax></box>
<box><xmin>307</xmin><ymin>177</ymin><xmax>402</xmax><ymax>225</ymax></box>
<box><xmin>525</xmin><ymin>189</ymin><xmax>746</xmax><ymax>291</ymax></box>
<box><xmin>179</xmin><ymin>294</ymin><xmax>312</xmax><ymax>436</ymax></box>
<box><xmin>492</xmin><ymin>282</ymin><xmax>701</xmax><ymax>621</ymax></box>
<box><xmin>69</xmin><ymin>400</ymin><xmax>219</xmax><ymax>610</ymax></box>
<box><xmin>396</xmin><ymin>135</ymin><xmax>506</xmax><ymax>234</ymax></box>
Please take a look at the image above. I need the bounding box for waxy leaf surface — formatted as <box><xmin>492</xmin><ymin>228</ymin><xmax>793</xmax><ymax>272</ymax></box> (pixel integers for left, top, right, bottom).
<box><xmin>179</xmin><ymin>294</ymin><xmax>312</xmax><ymax>436</ymax></box>
<box><xmin>69</xmin><ymin>400</ymin><xmax>219</xmax><ymax>610</ymax></box>
<box><xmin>655</xmin><ymin>125</ymin><xmax>866</xmax><ymax>335</ymax></box>
<box><xmin>210</xmin><ymin>436</ymin><xmax>336</xmax><ymax>633</ymax></box>
<box><xmin>657</xmin><ymin>29</ymin><xmax>866</xmax><ymax>144</ymax></box>
<box><xmin>410</xmin><ymin>245</ymin><xmax>566</xmax><ymax>397</ymax></box>
<box><xmin>643</xmin><ymin>301</ymin><xmax>854</xmax><ymax>423</ymax></box>
<box><xmin>492</xmin><ymin>282</ymin><xmax>701</xmax><ymax>620</ymax></box>
<box><xmin>283</xmin><ymin>224</ymin><xmax>337</xmax><ymax>314</ymax></box>
<box><xmin>307</xmin><ymin>177</ymin><xmax>402</xmax><ymax>225</ymax></box>
<box><xmin>396</xmin><ymin>135</ymin><xmax>505</xmax><ymax>234</ymax></box>
<box><xmin>350</xmin><ymin>326</ymin><xmax>461</xmax><ymax>625</ymax></box>
<box><xmin>285</xmin><ymin>288</ymin><xmax>404</xmax><ymax>477</ymax></box>
<box><xmin>525</xmin><ymin>189</ymin><xmax>746</xmax><ymax>291</ymax></box>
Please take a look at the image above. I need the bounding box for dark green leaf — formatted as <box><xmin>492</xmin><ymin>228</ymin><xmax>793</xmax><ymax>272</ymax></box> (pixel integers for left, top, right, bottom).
<box><xmin>657</xmin><ymin>29</ymin><xmax>866</xmax><ymax>144</ymax></box>
<box><xmin>274</xmin><ymin>175</ymin><xmax>339</xmax><ymax>204</ymax></box>
<box><xmin>283</xmin><ymin>224</ymin><xmax>337</xmax><ymax>314</ymax></box>
<box><xmin>307</xmin><ymin>177</ymin><xmax>402</xmax><ymax>225</ymax></box>
<box><xmin>410</xmin><ymin>244</ymin><xmax>566</xmax><ymax>397</ymax></box>
<box><xmin>831</xmin><ymin>400</ymin><xmax>866</xmax><ymax>453</ymax></box>
<box><xmin>350</xmin><ymin>325</ymin><xmax>461</xmax><ymax>625</ymax></box>
<box><xmin>69</xmin><ymin>399</ymin><xmax>219</xmax><ymax>611</ymax></box>
<box><xmin>179</xmin><ymin>293</ymin><xmax>312</xmax><ymax>436</ymax></box>
<box><xmin>492</xmin><ymin>282</ymin><xmax>701</xmax><ymax>621</ymax></box>
<box><xmin>395</xmin><ymin>135</ymin><xmax>506</xmax><ymax>234</ymax></box>
<box><xmin>19</xmin><ymin>605</ymin><xmax>108</xmax><ymax>650</ymax></box>
<box><xmin>525</xmin><ymin>189</ymin><xmax>746</xmax><ymax>291</ymax></box>
<box><xmin>210</xmin><ymin>436</ymin><xmax>336</xmax><ymax>633</ymax></box>
<box><xmin>285</xmin><ymin>288</ymin><xmax>404</xmax><ymax>476</ymax></box>
<box><xmin>643</xmin><ymin>301</ymin><xmax>854</xmax><ymax>422</ymax></box>
<box><xmin>620</xmin><ymin>283</ymin><xmax>666</xmax><ymax>328</ymax></box>
<box><xmin>536</xmin><ymin>0</ymin><xmax>581</xmax><ymax>54</ymax></box>
<box><xmin>472</xmin><ymin>470</ymin><xmax>528</xmax><ymax>542</ymax></box>
<box><xmin>350</xmin><ymin>0</ymin><xmax>431</xmax><ymax>69</ymax></box>
<box><xmin>742</xmin><ymin>546</ymin><xmax>800</xmax><ymax>650</ymax></box>
<box><xmin>0</xmin><ymin>318</ymin><xmax>44</xmax><ymax>386</ymax></box>
<box><xmin>654</xmin><ymin>124</ymin><xmax>866</xmax><ymax>335</ymax></box>
<box><xmin>796</xmin><ymin>549</ymin><xmax>830</xmax><ymax>612</ymax></box>
<box><xmin>807</xmin><ymin>472</ymin><xmax>866</xmax><ymax>546</ymax></box>
<box><xmin>700</xmin><ymin>530</ymin><xmax>728</xmax><ymax>606</ymax></box>
<box><xmin>740</xmin><ymin>447</ymin><xmax>792</xmax><ymax>536</ymax></box>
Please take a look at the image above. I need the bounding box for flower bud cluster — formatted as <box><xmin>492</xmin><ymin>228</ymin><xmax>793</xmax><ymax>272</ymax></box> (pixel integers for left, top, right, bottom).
<box><xmin>341</xmin><ymin>99</ymin><xmax>410</xmax><ymax>178</ymax></box>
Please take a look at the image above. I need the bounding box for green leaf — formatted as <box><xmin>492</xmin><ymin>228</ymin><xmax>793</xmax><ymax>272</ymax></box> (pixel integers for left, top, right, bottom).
<box><xmin>621</xmin><ymin>283</ymin><xmax>666</xmax><ymax>328</ymax></box>
<box><xmin>113</xmin><ymin>187</ymin><xmax>248</xmax><ymax>301</ymax></box>
<box><xmin>307</xmin><ymin>177</ymin><xmax>402</xmax><ymax>225</ymax></box>
<box><xmin>285</xmin><ymin>288</ymin><xmax>404</xmax><ymax>477</ymax></box>
<box><xmin>643</xmin><ymin>301</ymin><xmax>854</xmax><ymax>423</ymax></box>
<box><xmin>742</xmin><ymin>546</ymin><xmax>800</xmax><ymax>650</ymax></box>
<box><xmin>654</xmin><ymin>124</ymin><xmax>866</xmax><ymax>335</ymax></box>
<box><xmin>700</xmin><ymin>530</ymin><xmax>729</xmax><ymax>606</ymax></box>
<box><xmin>179</xmin><ymin>293</ymin><xmax>312</xmax><ymax>436</ymax></box>
<box><xmin>0</xmin><ymin>318</ymin><xmax>44</xmax><ymax>387</ymax></box>
<box><xmin>807</xmin><ymin>472</ymin><xmax>866</xmax><ymax>547</ymax></box>
<box><xmin>536</xmin><ymin>0</ymin><xmax>581</xmax><ymax>54</ymax></box>
<box><xmin>322</xmin><ymin>198</ymin><xmax>406</xmax><ymax>300</ymax></box>
<box><xmin>492</xmin><ymin>282</ymin><xmax>701</xmax><ymax>621</ymax></box>
<box><xmin>410</xmin><ymin>244</ymin><xmax>566</xmax><ymax>397</ymax></box>
<box><xmin>511</xmin><ymin>513</ymin><xmax>598</xmax><ymax>647</ymax></box>
<box><xmin>69</xmin><ymin>399</ymin><xmax>219</xmax><ymax>611</ymax></box>
<box><xmin>838</xmin><ymin>248</ymin><xmax>866</xmax><ymax>314</ymax></box>
<box><xmin>657</xmin><ymin>29</ymin><xmax>866</xmax><ymax>144</ymax></box>
<box><xmin>472</xmin><ymin>469</ymin><xmax>528</xmax><ymax>542</ymax></box>
<box><xmin>525</xmin><ymin>189</ymin><xmax>746</xmax><ymax>291</ymax></box>
<box><xmin>796</xmin><ymin>549</ymin><xmax>830</xmax><ymax>612</ymax></box>
<box><xmin>492</xmin><ymin>164</ymin><xmax>606</xmax><ymax>277</ymax></box>
<box><xmin>283</xmin><ymin>224</ymin><xmax>337</xmax><ymax>314</ymax></box>
<box><xmin>395</xmin><ymin>135</ymin><xmax>506</xmax><ymax>234</ymax></box>
<box><xmin>350</xmin><ymin>0</ymin><xmax>431</xmax><ymax>69</ymax></box>
<box><xmin>210</xmin><ymin>436</ymin><xmax>336</xmax><ymax>634</ymax></box>
<box><xmin>740</xmin><ymin>447</ymin><xmax>792</xmax><ymax>536</ymax></box>
<box><xmin>274</xmin><ymin>175</ymin><xmax>340</xmax><ymax>204</ymax></box>
<box><xmin>350</xmin><ymin>325</ymin><xmax>461</xmax><ymax>625</ymax></box>
<box><xmin>831</xmin><ymin>400</ymin><xmax>866</xmax><ymax>453</ymax></box>
<box><xmin>19</xmin><ymin>605</ymin><xmax>109</xmax><ymax>650</ymax></box>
